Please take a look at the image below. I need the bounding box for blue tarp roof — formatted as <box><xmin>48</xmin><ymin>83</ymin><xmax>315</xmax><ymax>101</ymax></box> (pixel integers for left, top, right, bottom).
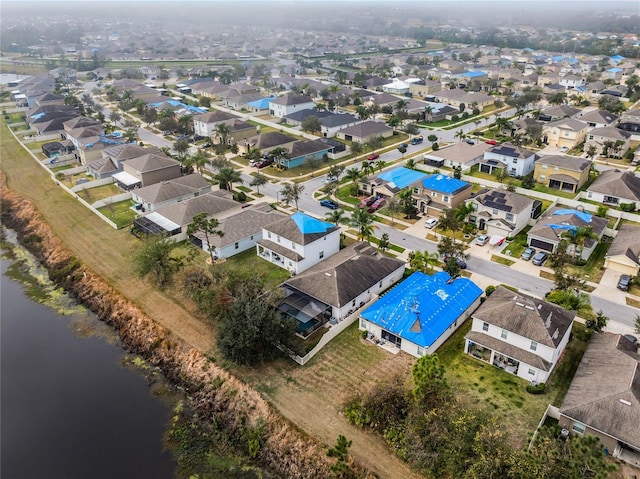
<box><xmin>552</xmin><ymin>209</ymin><xmax>592</xmax><ymax>223</ymax></box>
<box><xmin>247</xmin><ymin>97</ymin><xmax>275</xmax><ymax>109</ymax></box>
<box><xmin>362</xmin><ymin>271</ymin><xmax>482</xmax><ymax>348</ymax></box>
<box><xmin>461</xmin><ymin>71</ymin><xmax>487</xmax><ymax>78</ymax></box>
<box><xmin>606</xmin><ymin>67</ymin><xmax>623</xmax><ymax>73</ymax></box>
<box><xmin>610</xmin><ymin>55</ymin><xmax>625</xmax><ymax>63</ymax></box>
<box><xmin>31</xmin><ymin>112</ymin><xmax>46</xmax><ymax>120</ymax></box>
<box><xmin>149</xmin><ymin>100</ymin><xmax>206</xmax><ymax>113</ymax></box>
<box><xmin>291</xmin><ymin>211</ymin><xmax>334</xmax><ymax>235</ymax></box>
<box><xmin>421</xmin><ymin>174</ymin><xmax>469</xmax><ymax>194</ymax></box>
<box><xmin>378</xmin><ymin>167</ymin><xmax>428</xmax><ymax>190</ymax></box>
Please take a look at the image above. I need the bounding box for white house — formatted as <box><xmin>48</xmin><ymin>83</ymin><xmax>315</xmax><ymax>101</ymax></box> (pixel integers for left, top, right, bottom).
<box><xmin>478</xmin><ymin>143</ymin><xmax>537</xmax><ymax>177</ymax></box>
<box><xmin>465</xmin><ymin>286</ymin><xmax>575</xmax><ymax>384</ymax></box>
<box><xmin>586</xmin><ymin>169</ymin><xmax>640</xmax><ymax>207</ymax></box>
<box><xmin>269</xmin><ymin>95</ymin><xmax>315</xmax><ymax>118</ymax></box>
<box><xmin>192</xmin><ymin>110</ymin><xmax>239</xmax><ymax>138</ymax></box>
<box><xmin>467</xmin><ymin>189</ymin><xmax>536</xmax><ymax>237</ymax></box>
<box><xmin>256</xmin><ymin>212</ymin><xmax>340</xmax><ymax>274</ymax></box>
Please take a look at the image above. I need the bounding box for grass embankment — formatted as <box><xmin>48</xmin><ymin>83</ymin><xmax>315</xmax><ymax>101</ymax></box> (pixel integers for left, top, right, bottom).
<box><xmin>0</xmin><ymin>118</ymin><xmax>422</xmax><ymax>479</ymax></box>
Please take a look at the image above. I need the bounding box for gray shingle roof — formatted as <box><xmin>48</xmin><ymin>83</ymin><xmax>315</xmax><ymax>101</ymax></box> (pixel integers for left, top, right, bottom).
<box><xmin>154</xmin><ymin>190</ymin><xmax>238</xmax><ymax>226</ymax></box>
<box><xmin>606</xmin><ymin>224</ymin><xmax>640</xmax><ymax>266</ymax></box>
<box><xmin>124</xmin><ymin>153</ymin><xmax>181</xmax><ymax>173</ymax></box>
<box><xmin>528</xmin><ymin>207</ymin><xmax>608</xmax><ymax>246</ymax></box>
<box><xmin>270</xmin><ymin>94</ymin><xmax>313</xmax><ymax>106</ymax></box>
<box><xmin>265</xmin><ymin>215</ymin><xmax>338</xmax><ymax>245</ymax></box>
<box><xmin>339</xmin><ymin>120</ymin><xmax>392</xmax><ymax>138</ymax></box>
<box><xmin>588</xmin><ymin>169</ymin><xmax>640</xmax><ymax>202</ymax></box>
<box><xmin>472</xmin><ymin>285</ymin><xmax>575</xmax><ymax>348</ymax></box>
<box><xmin>465</xmin><ymin>331</ymin><xmax>552</xmax><ymax>371</ymax></box>
<box><xmin>560</xmin><ymin>333</ymin><xmax>640</xmax><ymax>449</ymax></box>
<box><xmin>473</xmin><ymin>189</ymin><xmax>534</xmax><ymax>214</ymax></box>
<box><xmin>537</xmin><ymin>154</ymin><xmax>590</xmax><ymax>172</ymax></box>
<box><xmin>133</xmin><ymin>174</ymin><xmax>211</xmax><ymax>204</ymax></box>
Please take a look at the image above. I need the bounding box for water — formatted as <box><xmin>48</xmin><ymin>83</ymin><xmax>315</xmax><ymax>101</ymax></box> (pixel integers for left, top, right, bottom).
<box><xmin>0</xmin><ymin>249</ymin><xmax>177</xmax><ymax>479</ymax></box>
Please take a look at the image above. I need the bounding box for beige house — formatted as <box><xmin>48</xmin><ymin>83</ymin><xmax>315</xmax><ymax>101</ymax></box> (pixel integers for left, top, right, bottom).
<box><xmin>336</xmin><ymin>121</ymin><xmax>393</xmax><ymax>144</ymax></box>
<box><xmin>585</xmin><ymin>127</ymin><xmax>632</xmax><ymax>159</ymax></box>
<box><xmin>534</xmin><ymin>155</ymin><xmax>591</xmax><ymax>193</ymax></box>
<box><xmin>412</xmin><ymin>173</ymin><xmax>473</xmax><ymax>215</ymax></box>
<box><xmin>543</xmin><ymin>119</ymin><xmax>588</xmax><ymax>149</ymax></box>
<box><xmin>409</xmin><ymin>80</ymin><xmax>442</xmax><ymax>98</ymax></box>
<box><xmin>604</xmin><ymin>224</ymin><xmax>640</xmax><ymax>275</ymax></box>
<box><xmin>423</xmin><ymin>142</ymin><xmax>491</xmax><ymax>172</ymax></box>
<box><xmin>432</xmin><ymin>89</ymin><xmax>494</xmax><ymax>110</ymax></box>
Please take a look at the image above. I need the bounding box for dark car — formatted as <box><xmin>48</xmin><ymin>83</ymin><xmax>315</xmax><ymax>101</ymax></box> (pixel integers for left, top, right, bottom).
<box><xmin>320</xmin><ymin>199</ymin><xmax>339</xmax><ymax>209</ymax></box>
<box><xmin>617</xmin><ymin>274</ymin><xmax>632</xmax><ymax>291</ymax></box>
<box><xmin>442</xmin><ymin>254</ymin><xmax>467</xmax><ymax>269</ymax></box>
<box><xmin>256</xmin><ymin>158</ymin><xmax>274</xmax><ymax>168</ymax></box>
<box><xmin>367</xmin><ymin>197</ymin><xmax>386</xmax><ymax>213</ymax></box>
<box><xmin>411</xmin><ymin>136</ymin><xmax>424</xmax><ymax>145</ymax></box>
<box><xmin>532</xmin><ymin>251</ymin><xmax>549</xmax><ymax>266</ymax></box>
<box><xmin>397</xmin><ymin>143</ymin><xmax>409</xmax><ymax>150</ymax></box>
<box><xmin>521</xmin><ymin>247</ymin><xmax>536</xmax><ymax>261</ymax></box>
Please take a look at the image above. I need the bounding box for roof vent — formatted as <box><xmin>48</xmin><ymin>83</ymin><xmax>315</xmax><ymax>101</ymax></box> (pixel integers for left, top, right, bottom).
<box><xmin>525</xmin><ymin>305</ymin><xmax>535</xmax><ymax>311</ymax></box>
<box><xmin>515</xmin><ymin>302</ymin><xmax>525</xmax><ymax>307</ymax></box>
<box><xmin>538</xmin><ymin>304</ymin><xmax>543</xmax><ymax>310</ymax></box>
<box><xmin>620</xmin><ymin>399</ymin><xmax>632</xmax><ymax>406</ymax></box>
<box><xmin>324</xmin><ymin>272</ymin><xmax>332</xmax><ymax>277</ymax></box>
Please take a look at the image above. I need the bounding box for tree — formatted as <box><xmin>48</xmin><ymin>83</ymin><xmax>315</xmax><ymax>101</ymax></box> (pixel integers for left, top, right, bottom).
<box><xmin>494</xmin><ymin>167</ymin><xmax>508</xmax><ymax>183</ymax></box>
<box><xmin>405</xmin><ymin>158</ymin><xmax>417</xmax><ymax>170</ymax></box>
<box><xmin>547</xmin><ymin>91</ymin><xmax>567</xmax><ymax>105</ymax></box>
<box><xmin>142</xmin><ymin>107</ymin><xmax>158</xmax><ymax>126</ymax></box>
<box><xmin>443</xmin><ymin>256</ymin><xmax>461</xmax><ymax>278</ymax></box>
<box><xmin>306</xmin><ymin>156</ymin><xmax>322</xmax><ymax>176</ymax></box>
<box><xmin>280</xmin><ymin>182</ymin><xmax>305</xmax><ymax>210</ymax></box>
<box><xmin>586</xmin><ymin>144</ymin><xmax>598</xmax><ymax>162</ymax></box>
<box><xmin>375</xmin><ymin>160</ymin><xmax>387</xmax><ymax>172</ymax></box>
<box><xmin>439</xmin><ymin>207</ymin><xmax>463</xmax><ymax>240</ymax></box>
<box><xmin>249</xmin><ymin>173</ymin><xmax>268</xmax><ymax>194</ymax></box>
<box><xmin>344</xmin><ymin>167</ymin><xmax>362</xmax><ymax>196</ymax></box>
<box><xmin>182</xmin><ymin>151</ymin><xmax>210</xmax><ymax>175</ymax></box>
<box><xmin>187</xmin><ymin>213</ymin><xmax>224</xmax><ymax>265</ymax></box>
<box><xmin>132</xmin><ymin>234</ymin><xmax>183</xmax><ymax>288</ymax></box>
<box><xmin>365</xmin><ymin>135</ymin><xmax>383</xmax><ymax>154</ymax></box>
<box><xmin>384</xmin><ymin>196</ymin><xmax>402</xmax><ymax>225</ymax></box>
<box><xmin>399</xmin><ymin>187</ymin><xmax>417</xmax><ymax>219</ymax></box>
<box><xmin>412</xmin><ymin>354</ymin><xmax>450</xmax><ymax>409</ymax></box>
<box><xmin>325</xmin><ymin>209</ymin><xmax>349</xmax><ymax>226</ymax></box>
<box><xmin>327</xmin><ymin>435</ymin><xmax>356</xmax><ymax>479</ymax></box>
<box><xmin>349</xmin><ymin>207</ymin><xmax>375</xmax><ymax>243</ymax></box>
<box><xmin>454</xmin><ymin>129</ymin><xmax>466</xmax><ymax>142</ymax></box>
<box><xmin>213</xmin><ymin>167</ymin><xmax>243</xmax><ymax>191</ymax></box>
<box><xmin>408</xmin><ymin>250</ymin><xmax>440</xmax><ymax>273</ymax></box>
<box><xmin>453</xmin><ymin>165</ymin><xmax>462</xmax><ymax>179</ymax></box>
<box><xmin>173</xmin><ymin>138</ymin><xmax>190</xmax><ymax>158</ymax></box>
<box><xmin>561</xmin><ymin>226</ymin><xmax>597</xmax><ymax>259</ymax></box>
<box><xmin>109</xmin><ymin>110</ymin><xmax>121</xmax><ymax>124</ymax></box>
<box><xmin>327</xmin><ymin>164</ymin><xmax>345</xmax><ymax>182</ymax></box>
<box><xmin>587</xmin><ymin>310</ymin><xmax>608</xmax><ymax>332</ymax></box>
<box><xmin>301</xmin><ymin>115</ymin><xmax>322</xmax><ymax>133</ymax></box>
<box><xmin>214</xmin><ymin>122</ymin><xmax>231</xmax><ymax>146</ymax></box>
<box><xmin>378</xmin><ymin>233</ymin><xmax>390</xmax><ymax>252</ymax></box>
<box><xmin>350</xmin><ymin>141</ymin><xmax>363</xmax><ymax>156</ymax></box>
<box><xmin>437</xmin><ymin>235</ymin><xmax>466</xmax><ymax>259</ymax></box>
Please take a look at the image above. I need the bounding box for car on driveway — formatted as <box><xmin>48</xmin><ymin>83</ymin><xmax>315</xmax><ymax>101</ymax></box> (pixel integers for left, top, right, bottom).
<box><xmin>521</xmin><ymin>247</ymin><xmax>536</xmax><ymax>261</ymax></box>
<box><xmin>532</xmin><ymin>251</ymin><xmax>549</xmax><ymax>266</ymax></box>
<box><xmin>367</xmin><ymin>153</ymin><xmax>380</xmax><ymax>161</ymax></box>
<box><xmin>617</xmin><ymin>274</ymin><xmax>632</xmax><ymax>291</ymax></box>
<box><xmin>368</xmin><ymin>197</ymin><xmax>386</xmax><ymax>213</ymax></box>
<box><xmin>256</xmin><ymin>158</ymin><xmax>274</xmax><ymax>168</ymax></box>
<box><xmin>475</xmin><ymin>234</ymin><xmax>489</xmax><ymax>246</ymax></box>
<box><xmin>442</xmin><ymin>254</ymin><xmax>467</xmax><ymax>269</ymax></box>
<box><xmin>320</xmin><ymin>199</ymin><xmax>339</xmax><ymax>210</ymax></box>
<box><xmin>560</xmin><ymin>146</ymin><xmax>569</xmax><ymax>153</ymax></box>
<box><xmin>424</xmin><ymin>217</ymin><xmax>438</xmax><ymax>229</ymax></box>
<box><xmin>359</xmin><ymin>196</ymin><xmax>378</xmax><ymax>208</ymax></box>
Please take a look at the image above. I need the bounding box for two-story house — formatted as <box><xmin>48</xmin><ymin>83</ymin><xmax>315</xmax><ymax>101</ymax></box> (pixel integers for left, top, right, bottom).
<box><xmin>534</xmin><ymin>154</ymin><xmax>591</xmax><ymax>193</ymax></box>
<box><xmin>113</xmin><ymin>152</ymin><xmax>182</xmax><ymax>190</ymax></box>
<box><xmin>192</xmin><ymin>110</ymin><xmax>240</xmax><ymax>138</ymax></box>
<box><xmin>412</xmin><ymin>173</ymin><xmax>473</xmax><ymax>215</ymax></box>
<box><xmin>131</xmin><ymin>174</ymin><xmax>212</xmax><ymax>212</ymax></box>
<box><xmin>478</xmin><ymin>143</ymin><xmax>537</xmax><ymax>177</ymax></box>
<box><xmin>577</xmin><ymin>109</ymin><xmax>618</xmax><ymax>130</ymax></box>
<box><xmin>422</xmin><ymin>142</ymin><xmax>491</xmax><ymax>172</ymax></box>
<box><xmin>467</xmin><ymin>189</ymin><xmax>536</xmax><ymax>237</ymax></box>
<box><xmin>542</xmin><ymin>119</ymin><xmax>589</xmax><ymax>150</ymax></box>
<box><xmin>585</xmin><ymin>127</ymin><xmax>632</xmax><ymax>159</ymax></box>
<box><xmin>269</xmin><ymin>94</ymin><xmax>315</xmax><ymax>118</ymax></box>
<box><xmin>465</xmin><ymin>286</ymin><xmax>575</xmax><ymax>383</ymax></box>
<box><xmin>256</xmin><ymin>212</ymin><xmax>340</xmax><ymax>274</ymax></box>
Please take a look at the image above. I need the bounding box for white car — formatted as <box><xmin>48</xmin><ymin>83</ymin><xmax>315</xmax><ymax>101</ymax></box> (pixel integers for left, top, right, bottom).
<box><xmin>475</xmin><ymin>234</ymin><xmax>489</xmax><ymax>246</ymax></box>
<box><xmin>424</xmin><ymin>218</ymin><xmax>438</xmax><ymax>229</ymax></box>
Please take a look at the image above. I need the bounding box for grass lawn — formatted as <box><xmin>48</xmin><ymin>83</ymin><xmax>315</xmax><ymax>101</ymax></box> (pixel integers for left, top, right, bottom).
<box><xmin>77</xmin><ymin>183</ymin><xmax>122</xmax><ymax>203</ymax></box>
<box><xmin>436</xmin><ymin>320</ymin><xmax>591</xmax><ymax>447</ymax></box>
<box><xmin>565</xmin><ymin>239</ymin><xmax>610</xmax><ymax>284</ymax></box>
<box><xmin>97</xmin><ymin>199</ymin><xmax>137</xmax><ymax>228</ymax></box>
<box><xmin>626</xmin><ymin>297</ymin><xmax>640</xmax><ymax>308</ymax></box>
<box><xmin>335</xmin><ymin>184</ymin><xmax>361</xmax><ymax>206</ymax></box>
<box><xmin>491</xmin><ymin>255</ymin><xmax>515</xmax><ymax>266</ymax></box>
<box><xmin>502</xmin><ymin>227</ymin><xmax>532</xmax><ymax>259</ymax></box>
<box><xmin>221</xmin><ymin>247</ymin><xmax>290</xmax><ymax>289</ymax></box>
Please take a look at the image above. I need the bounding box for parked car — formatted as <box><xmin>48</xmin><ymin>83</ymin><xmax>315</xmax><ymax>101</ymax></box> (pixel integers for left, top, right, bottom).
<box><xmin>532</xmin><ymin>251</ymin><xmax>549</xmax><ymax>266</ymax></box>
<box><xmin>442</xmin><ymin>254</ymin><xmax>467</xmax><ymax>269</ymax></box>
<box><xmin>411</xmin><ymin>136</ymin><xmax>424</xmax><ymax>145</ymax></box>
<box><xmin>320</xmin><ymin>199</ymin><xmax>339</xmax><ymax>210</ymax></box>
<box><xmin>485</xmin><ymin>140</ymin><xmax>498</xmax><ymax>145</ymax></box>
<box><xmin>249</xmin><ymin>159</ymin><xmax>258</xmax><ymax>167</ymax></box>
<box><xmin>359</xmin><ymin>196</ymin><xmax>378</xmax><ymax>208</ymax></box>
<box><xmin>256</xmin><ymin>158</ymin><xmax>274</xmax><ymax>168</ymax></box>
<box><xmin>617</xmin><ymin>274</ymin><xmax>632</xmax><ymax>291</ymax></box>
<box><xmin>367</xmin><ymin>153</ymin><xmax>380</xmax><ymax>161</ymax></box>
<box><xmin>465</xmin><ymin>138</ymin><xmax>475</xmax><ymax>145</ymax></box>
<box><xmin>475</xmin><ymin>234</ymin><xmax>489</xmax><ymax>246</ymax></box>
<box><xmin>560</xmin><ymin>146</ymin><xmax>569</xmax><ymax>153</ymax></box>
<box><xmin>424</xmin><ymin>217</ymin><xmax>438</xmax><ymax>229</ymax></box>
<box><xmin>368</xmin><ymin>197</ymin><xmax>386</xmax><ymax>213</ymax></box>
<box><xmin>397</xmin><ymin>143</ymin><xmax>409</xmax><ymax>150</ymax></box>
<box><xmin>521</xmin><ymin>247</ymin><xmax>536</xmax><ymax>261</ymax></box>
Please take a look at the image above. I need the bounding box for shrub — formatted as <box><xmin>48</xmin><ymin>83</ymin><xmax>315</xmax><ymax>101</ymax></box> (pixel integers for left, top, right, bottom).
<box><xmin>485</xmin><ymin>285</ymin><xmax>496</xmax><ymax>297</ymax></box>
<box><xmin>432</xmin><ymin>142</ymin><xmax>439</xmax><ymax>151</ymax></box>
<box><xmin>427</xmin><ymin>134</ymin><xmax>438</xmax><ymax>142</ymax></box>
<box><xmin>620</xmin><ymin>202</ymin><xmax>636</xmax><ymax>212</ymax></box>
<box><xmin>361</xmin><ymin>330</ymin><xmax>368</xmax><ymax>339</ymax></box>
<box><xmin>236</xmin><ymin>191</ymin><xmax>247</xmax><ymax>202</ymax></box>
<box><xmin>526</xmin><ymin>382</ymin><xmax>546</xmax><ymax>394</ymax></box>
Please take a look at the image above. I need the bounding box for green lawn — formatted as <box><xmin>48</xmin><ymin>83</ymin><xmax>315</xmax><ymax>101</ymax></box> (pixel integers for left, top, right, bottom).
<box><xmin>502</xmin><ymin>227</ymin><xmax>532</xmax><ymax>259</ymax></box>
<box><xmin>565</xmin><ymin>238</ymin><xmax>610</xmax><ymax>283</ymax></box>
<box><xmin>335</xmin><ymin>184</ymin><xmax>361</xmax><ymax>206</ymax></box>
<box><xmin>491</xmin><ymin>255</ymin><xmax>515</xmax><ymax>266</ymax></box>
<box><xmin>77</xmin><ymin>184</ymin><xmax>122</xmax><ymax>203</ymax></box>
<box><xmin>222</xmin><ymin>247</ymin><xmax>290</xmax><ymax>289</ymax></box>
<box><xmin>436</xmin><ymin>320</ymin><xmax>591</xmax><ymax>446</ymax></box>
<box><xmin>97</xmin><ymin>200</ymin><xmax>137</xmax><ymax>229</ymax></box>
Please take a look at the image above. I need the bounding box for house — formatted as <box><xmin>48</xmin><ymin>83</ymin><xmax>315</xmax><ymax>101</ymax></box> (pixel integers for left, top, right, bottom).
<box><xmin>538</xmin><ymin>105</ymin><xmax>581</xmax><ymax>122</ymax></box>
<box><xmin>190</xmin><ymin>202</ymin><xmax>286</xmax><ymax>260</ymax></box>
<box><xmin>464</xmin><ymin>285</ymin><xmax>574</xmax><ymax>383</ymax></box>
<box><xmin>279</xmin><ymin>242</ymin><xmax>406</xmax><ymax>336</ymax></box>
<box><xmin>269</xmin><ymin>94</ymin><xmax>315</xmax><ymax>118</ymax></box>
<box><xmin>238</xmin><ymin>131</ymin><xmax>297</xmax><ymax>155</ymax></box>
<box><xmin>432</xmin><ymin>89</ymin><xmax>494</xmax><ymax>110</ymax></box>
<box><xmin>604</xmin><ymin>224</ymin><xmax>640</xmax><ymax>276</ymax></box>
<box><xmin>359</xmin><ymin>167</ymin><xmax>429</xmax><ymax>198</ymax></box>
<box><xmin>360</xmin><ymin>271</ymin><xmax>482</xmax><ymax>358</ymax></box>
<box><xmin>336</xmin><ymin>121</ymin><xmax>393</xmax><ymax>144</ymax></box>
<box><xmin>527</xmin><ymin>207</ymin><xmax>608</xmax><ymax>260</ymax></box>
<box><xmin>131</xmin><ymin>174</ymin><xmax>212</xmax><ymax>212</ymax></box>
<box><xmin>192</xmin><ymin>110</ymin><xmax>238</xmax><ymax>137</ymax></box>
<box><xmin>585</xmin><ymin>127</ymin><xmax>632</xmax><ymax>159</ymax></box>
<box><xmin>577</xmin><ymin>110</ymin><xmax>618</xmax><ymax>129</ymax></box>
<box><xmin>467</xmin><ymin>189</ymin><xmax>537</xmax><ymax>237</ymax></box>
<box><xmin>87</xmin><ymin>144</ymin><xmax>161</xmax><ymax>180</ymax></box>
<box><xmin>558</xmin><ymin>334</ymin><xmax>640</xmax><ymax>462</ymax></box>
<box><xmin>479</xmin><ymin>143</ymin><xmax>537</xmax><ymax>177</ymax></box>
<box><xmin>542</xmin><ymin>119</ymin><xmax>588</xmax><ymax>150</ymax></box>
<box><xmin>534</xmin><ymin>154</ymin><xmax>591</xmax><ymax>193</ymax></box>
<box><xmin>284</xmin><ymin>109</ymin><xmax>361</xmax><ymax>138</ymax></box>
<box><xmin>381</xmin><ymin>78</ymin><xmax>411</xmax><ymax>95</ymax></box>
<box><xmin>409</xmin><ymin>79</ymin><xmax>442</xmax><ymax>98</ymax></box>
<box><xmin>413</xmin><ymin>173</ymin><xmax>473</xmax><ymax>215</ymax></box>
<box><xmin>586</xmin><ymin>169</ymin><xmax>640</xmax><ymax>207</ymax></box>
<box><xmin>113</xmin><ymin>153</ymin><xmax>182</xmax><ymax>190</ymax></box>
<box><xmin>256</xmin><ymin>212</ymin><xmax>340</xmax><ymax>274</ymax></box>
<box><xmin>276</xmin><ymin>139</ymin><xmax>332</xmax><ymax>170</ymax></box>
<box><xmin>422</xmin><ymin>142</ymin><xmax>491</xmax><ymax>172</ymax></box>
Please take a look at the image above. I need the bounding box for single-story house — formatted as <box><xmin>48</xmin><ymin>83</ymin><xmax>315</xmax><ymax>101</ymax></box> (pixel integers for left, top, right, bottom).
<box><xmin>276</xmin><ymin>139</ymin><xmax>332</xmax><ymax>170</ymax></box>
<box><xmin>359</xmin><ymin>271</ymin><xmax>482</xmax><ymax>358</ymax></box>
<box><xmin>586</xmin><ymin>169</ymin><xmax>640</xmax><ymax>207</ymax></box>
<box><xmin>279</xmin><ymin>242</ymin><xmax>406</xmax><ymax>335</ymax></box>
<box><xmin>604</xmin><ymin>224</ymin><xmax>640</xmax><ymax>276</ymax></box>
<box><xmin>558</xmin><ymin>333</ymin><xmax>640</xmax><ymax>463</ymax></box>
<box><xmin>464</xmin><ymin>285</ymin><xmax>574</xmax><ymax>384</ymax></box>
<box><xmin>336</xmin><ymin>121</ymin><xmax>393</xmax><ymax>144</ymax></box>
<box><xmin>423</xmin><ymin>142</ymin><xmax>491</xmax><ymax>172</ymax></box>
<box><xmin>131</xmin><ymin>174</ymin><xmax>212</xmax><ymax>212</ymax></box>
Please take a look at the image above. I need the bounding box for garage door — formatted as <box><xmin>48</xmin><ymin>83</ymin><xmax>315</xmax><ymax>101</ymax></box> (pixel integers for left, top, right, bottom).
<box><xmin>530</xmin><ymin>238</ymin><xmax>554</xmax><ymax>252</ymax></box>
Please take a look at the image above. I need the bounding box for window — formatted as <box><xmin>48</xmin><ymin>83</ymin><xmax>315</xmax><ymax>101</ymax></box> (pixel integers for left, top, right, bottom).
<box><xmin>250</xmin><ymin>235</ymin><xmax>254</xmax><ymax>241</ymax></box>
<box><xmin>501</xmin><ymin>329</ymin><xmax>508</xmax><ymax>339</ymax></box>
<box><xmin>587</xmin><ymin>191</ymin><xmax>592</xmax><ymax>198</ymax></box>
<box><xmin>572</xmin><ymin>422</ymin><xmax>586</xmax><ymax>434</ymax></box>
<box><xmin>443</xmin><ymin>195</ymin><xmax>450</xmax><ymax>203</ymax></box>
<box><xmin>530</xmin><ymin>340</ymin><xmax>538</xmax><ymax>351</ymax></box>
<box><xmin>588</xmin><ymin>135</ymin><xmax>594</xmax><ymax>140</ymax></box>
<box><xmin>234</xmin><ymin>242</ymin><xmax>239</xmax><ymax>250</ymax></box>
<box><xmin>379</xmin><ymin>281</ymin><xmax>383</xmax><ymax>288</ymax></box>
<box><xmin>276</xmin><ymin>235</ymin><xmax>281</xmax><ymax>243</ymax></box>
<box><xmin>506</xmin><ymin>213</ymin><xmax>514</xmax><ymax>222</ymax></box>
<box><xmin>492</xmin><ymin>208</ymin><xmax>498</xmax><ymax>215</ymax></box>
<box><xmin>413</xmin><ymin>188</ymin><xmax>419</xmax><ymax>194</ymax></box>
<box><xmin>512</xmin><ymin>158</ymin><xmax>517</xmax><ymax>164</ymax></box>
<box><xmin>268</xmin><ymin>231</ymin><xmax>271</xmax><ymax>238</ymax></box>
<box><xmin>542</xmin><ymin>164</ymin><xmax>548</xmax><ymax>170</ymax></box>
<box><xmin>482</xmin><ymin>322</ymin><xmax>489</xmax><ymax>331</ymax></box>
<box><xmin>528</xmin><ymin>368</ymin><xmax>535</xmax><ymax>375</ymax></box>
<box><xmin>360</xmin><ymin>318</ymin><xmax>365</xmax><ymax>329</ymax></box>
<box><xmin>417</xmin><ymin>346</ymin><xmax>424</xmax><ymax>356</ymax></box>
<box><xmin>319</xmin><ymin>251</ymin><xmax>324</xmax><ymax>259</ymax></box>
<box><xmin>540</xmin><ymin>175</ymin><xmax>546</xmax><ymax>180</ymax></box>
<box><xmin>554</xmin><ymin>166</ymin><xmax>559</xmax><ymax>172</ymax></box>
<box><xmin>564</xmin><ymin>132</ymin><xmax>570</xmax><ymax>137</ymax></box>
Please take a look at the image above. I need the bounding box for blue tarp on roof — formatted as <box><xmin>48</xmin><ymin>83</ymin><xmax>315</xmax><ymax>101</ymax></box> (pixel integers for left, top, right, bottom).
<box><xmin>149</xmin><ymin>100</ymin><xmax>206</xmax><ymax>114</ymax></box>
<box><xmin>421</xmin><ymin>174</ymin><xmax>469</xmax><ymax>194</ymax></box>
<box><xmin>549</xmin><ymin>224</ymin><xmax>577</xmax><ymax>232</ymax></box>
<box><xmin>552</xmin><ymin>209</ymin><xmax>592</xmax><ymax>223</ymax></box>
<box><xmin>247</xmin><ymin>97</ymin><xmax>275</xmax><ymax>109</ymax></box>
<box><xmin>362</xmin><ymin>271</ymin><xmax>482</xmax><ymax>348</ymax></box>
<box><xmin>31</xmin><ymin>112</ymin><xmax>46</xmax><ymax>120</ymax></box>
<box><xmin>606</xmin><ymin>67</ymin><xmax>623</xmax><ymax>73</ymax></box>
<box><xmin>610</xmin><ymin>55</ymin><xmax>625</xmax><ymax>63</ymax></box>
<box><xmin>291</xmin><ymin>211</ymin><xmax>333</xmax><ymax>235</ymax></box>
<box><xmin>461</xmin><ymin>71</ymin><xmax>487</xmax><ymax>78</ymax></box>
<box><xmin>377</xmin><ymin>167</ymin><xmax>428</xmax><ymax>190</ymax></box>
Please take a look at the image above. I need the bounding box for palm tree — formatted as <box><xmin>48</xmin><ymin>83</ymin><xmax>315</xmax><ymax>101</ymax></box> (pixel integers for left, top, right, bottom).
<box><xmin>344</xmin><ymin>167</ymin><xmax>362</xmax><ymax>196</ymax></box>
<box><xmin>375</xmin><ymin>160</ymin><xmax>387</xmax><ymax>172</ymax></box>
<box><xmin>361</xmin><ymin>162</ymin><xmax>375</xmax><ymax>177</ymax></box>
<box><xmin>405</xmin><ymin>158</ymin><xmax>417</xmax><ymax>170</ymax></box>
<box><xmin>279</xmin><ymin>182</ymin><xmax>305</xmax><ymax>210</ymax></box>
<box><xmin>384</xmin><ymin>196</ymin><xmax>402</xmax><ymax>225</ymax></box>
<box><xmin>249</xmin><ymin>173</ymin><xmax>268</xmax><ymax>194</ymax></box>
<box><xmin>561</xmin><ymin>226</ymin><xmax>597</xmax><ymax>259</ymax></box>
<box><xmin>350</xmin><ymin>207</ymin><xmax>376</xmax><ymax>243</ymax></box>
<box><xmin>454</xmin><ymin>129</ymin><xmax>466</xmax><ymax>142</ymax></box>
<box><xmin>325</xmin><ymin>209</ymin><xmax>349</xmax><ymax>226</ymax></box>
<box><xmin>213</xmin><ymin>167</ymin><xmax>243</xmax><ymax>191</ymax></box>
<box><xmin>454</xmin><ymin>202</ymin><xmax>474</xmax><ymax>223</ymax></box>
<box><xmin>424</xmin><ymin>105</ymin><xmax>434</xmax><ymax>123</ymax></box>
<box><xmin>408</xmin><ymin>250</ymin><xmax>440</xmax><ymax>273</ymax></box>
<box><xmin>268</xmin><ymin>146</ymin><xmax>289</xmax><ymax>167</ymax></box>
<box><xmin>183</xmin><ymin>151</ymin><xmax>211</xmax><ymax>175</ymax></box>
<box><xmin>214</xmin><ymin>122</ymin><xmax>231</xmax><ymax>146</ymax></box>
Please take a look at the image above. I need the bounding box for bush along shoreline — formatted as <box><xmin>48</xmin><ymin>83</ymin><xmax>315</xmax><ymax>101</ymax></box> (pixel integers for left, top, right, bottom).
<box><xmin>0</xmin><ymin>174</ymin><xmax>372</xmax><ymax>479</ymax></box>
